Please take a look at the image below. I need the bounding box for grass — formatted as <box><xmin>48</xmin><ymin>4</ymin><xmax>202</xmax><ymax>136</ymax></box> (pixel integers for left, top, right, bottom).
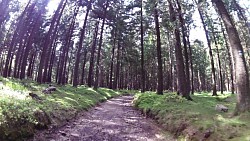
<box><xmin>0</xmin><ymin>77</ymin><xmax>122</xmax><ymax>141</ymax></box>
<box><xmin>133</xmin><ymin>91</ymin><xmax>250</xmax><ymax>141</ymax></box>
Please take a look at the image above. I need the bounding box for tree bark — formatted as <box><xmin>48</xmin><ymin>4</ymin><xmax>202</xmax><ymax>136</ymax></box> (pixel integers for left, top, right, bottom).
<box><xmin>87</xmin><ymin>21</ymin><xmax>99</xmax><ymax>87</ymax></box>
<box><xmin>169</xmin><ymin>0</ymin><xmax>191</xmax><ymax>99</ymax></box>
<box><xmin>176</xmin><ymin>0</ymin><xmax>190</xmax><ymax>95</ymax></box>
<box><xmin>140</xmin><ymin>0</ymin><xmax>145</xmax><ymax>93</ymax></box>
<box><xmin>187</xmin><ymin>34</ymin><xmax>194</xmax><ymax>94</ymax></box>
<box><xmin>58</xmin><ymin>6</ymin><xmax>78</xmax><ymax>84</ymax></box>
<box><xmin>73</xmin><ymin>0</ymin><xmax>92</xmax><ymax>87</ymax></box>
<box><xmin>43</xmin><ymin>0</ymin><xmax>67</xmax><ymax>82</ymax></box>
<box><xmin>154</xmin><ymin>4</ymin><xmax>163</xmax><ymax>95</ymax></box>
<box><xmin>20</xmin><ymin>4</ymin><xmax>45</xmax><ymax>79</ymax></box>
<box><xmin>37</xmin><ymin>0</ymin><xmax>65</xmax><ymax>83</ymax></box>
<box><xmin>211</xmin><ymin>27</ymin><xmax>223</xmax><ymax>94</ymax></box>
<box><xmin>3</xmin><ymin>0</ymin><xmax>32</xmax><ymax>78</ymax></box>
<box><xmin>196</xmin><ymin>2</ymin><xmax>217</xmax><ymax>96</ymax></box>
<box><xmin>80</xmin><ymin>49</ymin><xmax>88</xmax><ymax>85</ymax></box>
<box><xmin>47</xmin><ymin>40</ymin><xmax>57</xmax><ymax>83</ymax></box>
<box><xmin>220</xmin><ymin>20</ymin><xmax>235</xmax><ymax>94</ymax></box>
<box><xmin>174</xmin><ymin>28</ymin><xmax>191</xmax><ymax>100</ymax></box>
<box><xmin>109</xmin><ymin>29</ymin><xmax>116</xmax><ymax>89</ymax></box>
<box><xmin>27</xmin><ymin>51</ymin><xmax>36</xmax><ymax>78</ymax></box>
<box><xmin>94</xmin><ymin>1</ymin><xmax>109</xmax><ymax>89</ymax></box>
<box><xmin>113</xmin><ymin>41</ymin><xmax>121</xmax><ymax>90</ymax></box>
<box><xmin>212</xmin><ymin>0</ymin><xmax>250</xmax><ymax>114</ymax></box>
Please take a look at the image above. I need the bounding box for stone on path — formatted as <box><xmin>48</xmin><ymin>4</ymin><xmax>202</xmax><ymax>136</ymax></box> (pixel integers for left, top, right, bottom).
<box><xmin>30</xmin><ymin>95</ymin><xmax>173</xmax><ymax>141</ymax></box>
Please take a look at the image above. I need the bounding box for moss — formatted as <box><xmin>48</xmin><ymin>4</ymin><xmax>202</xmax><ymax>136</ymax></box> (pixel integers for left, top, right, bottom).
<box><xmin>133</xmin><ymin>92</ymin><xmax>250</xmax><ymax>141</ymax></box>
<box><xmin>0</xmin><ymin>77</ymin><xmax>122</xmax><ymax>140</ymax></box>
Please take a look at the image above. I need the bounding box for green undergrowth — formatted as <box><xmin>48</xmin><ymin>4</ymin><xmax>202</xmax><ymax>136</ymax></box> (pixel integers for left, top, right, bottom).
<box><xmin>133</xmin><ymin>92</ymin><xmax>250</xmax><ymax>141</ymax></box>
<box><xmin>0</xmin><ymin>77</ymin><xmax>122</xmax><ymax>141</ymax></box>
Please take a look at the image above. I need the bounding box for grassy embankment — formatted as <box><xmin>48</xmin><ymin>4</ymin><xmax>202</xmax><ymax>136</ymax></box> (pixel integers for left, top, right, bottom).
<box><xmin>133</xmin><ymin>91</ymin><xmax>250</xmax><ymax>141</ymax></box>
<box><xmin>0</xmin><ymin>77</ymin><xmax>125</xmax><ymax>141</ymax></box>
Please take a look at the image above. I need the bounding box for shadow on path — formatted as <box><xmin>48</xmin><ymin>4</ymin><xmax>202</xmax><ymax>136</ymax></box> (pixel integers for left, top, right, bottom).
<box><xmin>31</xmin><ymin>95</ymin><xmax>173</xmax><ymax>141</ymax></box>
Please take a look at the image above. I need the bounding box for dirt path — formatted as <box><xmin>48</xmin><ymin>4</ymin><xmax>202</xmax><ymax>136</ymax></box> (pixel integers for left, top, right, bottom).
<box><xmin>31</xmin><ymin>95</ymin><xmax>172</xmax><ymax>141</ymax></box>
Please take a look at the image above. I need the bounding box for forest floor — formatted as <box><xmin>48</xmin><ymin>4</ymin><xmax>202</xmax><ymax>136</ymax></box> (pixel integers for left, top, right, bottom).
<box><xmin>2</xmin><ymin>77</ymin><xmax>250</xmax><ymax>141</ymax></box>
<box><xmin>133</xmin><ymin>92</ymin><xmax>250</xmax><ymax>141</ymax></box>
<box><xmin>0</xmin><ymin>77</ymin><xmax>129</xmax><ymax>140</ymax></box>
<box><xmin>29</xmin><ymin>95</ymin><xmax>173</xmax><ymax>141</ymax></box>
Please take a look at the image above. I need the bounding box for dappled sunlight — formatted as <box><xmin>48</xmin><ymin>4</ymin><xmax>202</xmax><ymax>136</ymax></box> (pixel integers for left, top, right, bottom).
<box><xmin>106</xmin><ymin>98</ymin><xmax>133</xmax><ymax>107</ymax></box>
<box><xmin>64</xmin><ymin>97</ymin><xmax>79</xmax><ymax>104</ymax></box>
<box><xmin>45</xmin><ymin>95</ymin><xmax>168</xmax><ymax>141</ymax></box>
<box><xmin>194</xmin><ymin>93</ymin><xmax>214</xmax><ymax>98</ymax></box>
<box><xmin>57</xmin><ymin>89</ymin><xmax>75</xmax><ymax>96</ymax></box>
<box><xmin>215</xmin><ymin>114</ymin><xmax>246</xmax><ymax>125</ymax></box>
<box><xmin>54</xmin><ymin>99</ymin><xmax>71</xmax><ymax>107</ymax></box>
<box><xmin>46</xmin><ymin>95</ymin><xmax>76</xmax><ymax>108</ymax></box>
<box><xmin>243</xmin><ymin>136</ymin><xmax>250</xmax><ymax>141</ymax></box>
<box><xmin>92</xmin><ymin>119</ymin><xmax>119</xmax><ymax>126</ymax></box>
<box><xmin>134</xmin><ymin>91</ymin><xmax>250</xmax><ymax>140</ymax></box>
<box><xmin>84</xmin><ymin>99</ymin><xmax>96</xmax><ymax>105</ymax></box>
<box><xmin>129</xmin><ymin>116</ymin><xmax>141</xmax><ymax>120</ymax></box>
<box><xmin>104</xmin><ymin>91</ymin><xmax>112</xmax><ymax>97</ymax></box>
<box><xmin>87</xmin><ymin>88</ymin><xmax>98</xmax><ymax>94</ymax></box>
<box><xmin>0</xmin><ymin>77</ymin><xmax>124</xmax><ymax>140</ymax></box>
<box><xmin>194</xmin><ymin>92</ymin><xmax>233</xmax><ymax>98</ymax></box>
<box><xmin>106</xmin><ymin>100</ymin><xmax>125</xmax><ymax>106</ymax></box>
<box><xmin>0</xmin><ymin>88</ymin><xmax>28</xmax><ymax>100</ymax></box>
<box><xmin>94</xmin><ymin>107</ymin><xmax>103</xmax><ymax>110</ymax></box>
<box><xmin>124</xmin><ymin>118</ymin><xmax>138</xmax><ymax>123</ymax></box>
<box><xmin>97</xmin><ymin>88</ymin><xmax>121</xmax><ymax>97</ymax></box>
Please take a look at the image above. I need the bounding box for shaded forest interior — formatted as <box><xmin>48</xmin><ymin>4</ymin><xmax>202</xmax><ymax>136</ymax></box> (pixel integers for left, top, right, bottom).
<box><xmin>0</xmin><ymin>0</ymin><xmax>250</xmax><ymax>139</ymax></box>
<box><xmin>1</xmin><ymin>0</ymin><xmax>250</xmax><ymax>113</ymax></box>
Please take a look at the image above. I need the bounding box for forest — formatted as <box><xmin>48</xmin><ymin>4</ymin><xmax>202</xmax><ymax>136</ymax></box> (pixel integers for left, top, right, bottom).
<box><xmin>0</xmin><ymin>0</ymin><xmax>250</xmax><ymax>140</ymax></box>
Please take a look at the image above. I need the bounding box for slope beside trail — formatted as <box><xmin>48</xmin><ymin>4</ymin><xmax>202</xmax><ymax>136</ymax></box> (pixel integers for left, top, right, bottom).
<box><xmin>31</xmin><ymin>95</ymin><xmax>173</xmax><ymax>141</ymax></box>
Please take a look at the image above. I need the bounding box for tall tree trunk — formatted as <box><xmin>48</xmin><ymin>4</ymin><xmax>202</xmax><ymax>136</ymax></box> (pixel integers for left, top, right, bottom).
<box><xmin>73</xmin><ymin>0</ymin><xmax>92</xmax><ymax>87</ymax></box>
<box><xmin>109</xmin><ymin>29</ymin><xmax>116</xmax><ymax>89</ymax></box>
<box><xmin>176</xmin><ymin>0</ymin><xmax>190</xmax><ymax>95</ymax></box>
<box><xmin>197</xmin><ymin>2</ymin><xmax>217</xmax><ymax>96</ymax></box>
<box><xmin>94</xmin><ymin>1</ymin><xmax>109</xmax><ymax>89</ymax></box>
<box><xmin>154</xmin><ymin>4</ymin><xmax>163</xmax><ymax>95</ymax></box>
<box><xmin>169</xmin><ymin>38</ymin><xmax>174</xmax><ymax>92</ymax></box>
<box><xmin>47</xmin><ymin>41</ymin><xmax>57</xmax><ymax>83</ymax></box>
<box><xmin>140</xmin><ymin>0</ymin><xmax>145</xmax><ymax>93</ymax></box>
<box><xmin>43</xmin><ymin>0</ymin><xmax>67</xmax><ymax>83</ymax></box>
<box><xmin>14</xmin><ymin>41</ymin><xmax>25</xmax><ymax>78</ymax></box>
<box><xmin>37</xmin><ymin>0</ymin><xmax>65</xmax><ymax>83</ymax></box>
<box><xmin>174</xmin><ymin>28</ymin><xmax>191</xmax><ymax>100</ymax></box>
<box><xmin>87</xmin><ymin>21</ymin><xmax>99</xmax><ymax>87</ymax></box>
<box><xmin>113</xmin><ymin>41</ymin><xmax>121</xmax><ymax>90</ymax></box>
<box><xmin>20</xmin><ymin>7</ymin><xmax>44</xmax><ymax>79</ymax></box>
<box><xmin>187</xmin><ymin>34</ymin><xmax>194</xmax><ymax>94</ymax></box>
<box><xmin>211</xmin><ymin>27</ymin><xmax>223</xmax><ymax>94</ymax></box>
<box><xmin>27</xmin><ymin>51</ymin><xmax>36</xmax><ymax>78</ymax></box>
<box><xmin>80</xmin><ymin>49</ymin><xmax>88</xmax><ymax>85</ymax></box>
<box><xmin>212</xmin><ymin>0</ymin><xmax>250</xmax><ymax>114</ymax></box>
<box><xmin>221</xmin><ymin>20</ymin><xmax>235</xmax><ymax>94</ymax></box>
<box><xmin>169</xmin><ymin>0</ymin><xmax>191</xmax><ymax>100</ymax></box>
<box><xmin>232</xmin><ymin>0</ymin><xmax>250</xmax><ymax>38</ymax></box>
<box><xmin>58</xmin><ymin>6</ymin><xmax>78</xmax><ymax>84</ymax></box>
<box><xmin>3</xmin><ymin>0</ymin><xmax>32</xmax><ymax>77</ymax></box>
<box><xmin>14</xmin><ymin>2</ymin><xmax>37</xmax><ymax>78</ymax></box>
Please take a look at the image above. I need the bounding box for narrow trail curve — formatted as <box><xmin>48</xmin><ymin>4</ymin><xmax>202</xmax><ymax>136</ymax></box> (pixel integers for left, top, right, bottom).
<box><xmin>31</xmin><ymin>95</ymin><xmax>173</xmax><ymax>141</ymax></box>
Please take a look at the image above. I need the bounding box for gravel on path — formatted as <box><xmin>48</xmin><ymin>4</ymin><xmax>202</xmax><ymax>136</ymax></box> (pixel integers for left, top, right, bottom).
<box><xmin>30</xmin><ymin>95</ymin><xmax>173</xmax><ymax>141</ymax></box>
